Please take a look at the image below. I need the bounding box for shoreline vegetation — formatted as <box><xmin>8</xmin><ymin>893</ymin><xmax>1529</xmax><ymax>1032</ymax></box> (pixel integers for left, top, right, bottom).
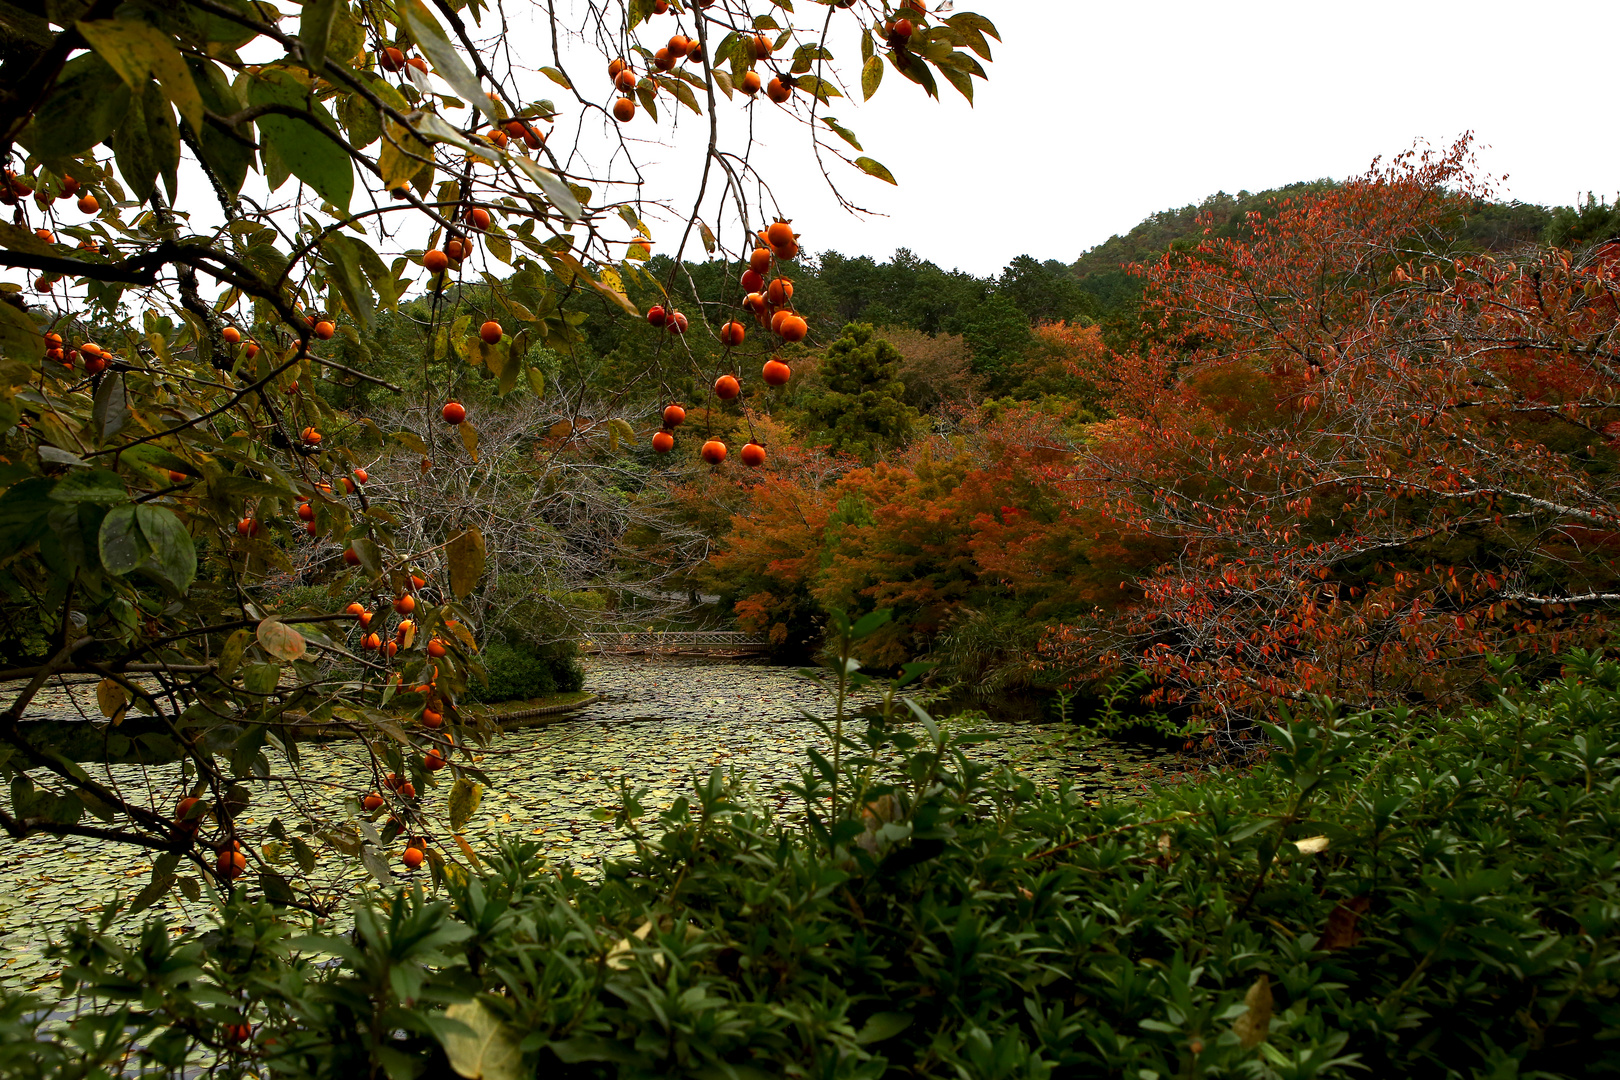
<box><xmin>7</xmin><ymin>686</ymin><xmax>600</xmax><ymax>764</ymax></box>
<box><xmin>472</xmin><ymin>691</ymin><xmax>598</xmax><ymax>728</ymax></box>
<box><xmin>0</xmin><ymin>657</ymin><xmax>1177</xmax><ymax>999</ymax></box>
<box><xmin>4</xmin><ymin>649</ymin><xmax>1616</xmax><ymax>1078</ymax></box>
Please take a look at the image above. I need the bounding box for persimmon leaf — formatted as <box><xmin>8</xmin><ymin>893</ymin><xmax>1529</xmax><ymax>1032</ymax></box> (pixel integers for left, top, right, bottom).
<box><xmin>19</xmin><ymin>52</ymin><xmax>131</xmax><ymax>158</ymax></box>
<box><xmin>76</xmin><ymin>16</ymin><xmax>203</xmax><ymax>134</ymax></box>
<box><xmin>95</xmin><ymin>678</ymin><xmax>128</xmax><ymax>720</ymax></box>
<box><xmin>861</xmin><ymin>54</ymin><xmax>883</xmax><ymax>100</ymax></box>
<box><xmin>399</xmin><ymin>0</ymin><xmax>498</xmax><ymax>127</ymax></box>
<box><xmin>447</xmin><ymin>527</ymin><xmax>486</xmax><ymax>598</ymax></box>
<box><xmin>447</xmin><ymin>777</ymin><xmax>482</xmax><ymax>831</ymax></box>
<box><xmin>855</xmin><ymin>156</ymin><xmax>897</xmax><ymax>185</ymax></box>
<box><xmin>513</xmin><ymin>158</ymin><xmax>582</xmax><ymax>223</ymax></box>
<box><xmin>299</xmin><ymin>0</ymin><xmax>339</xmax><ymax>74</ymax></box>
<box><xmin>247</xmin><ymin>69</ymin><xmax>353</xmax><ymax>209</ymax></box>
<box><xmin>257</xmin><ymin>617</ymin><xmax>308</xmax><ymax>662</ymax></box>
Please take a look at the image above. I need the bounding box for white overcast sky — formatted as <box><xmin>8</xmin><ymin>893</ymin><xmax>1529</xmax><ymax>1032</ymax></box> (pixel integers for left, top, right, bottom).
<box><xmin>672</xmin><ymin>0</ymin><xmax>1620</xmax><ymax>276</ymax></box>
<box><xmin>18</xmin><ymin>0</ymin><xmax>1620</xmax><ymax>296</ymax></box>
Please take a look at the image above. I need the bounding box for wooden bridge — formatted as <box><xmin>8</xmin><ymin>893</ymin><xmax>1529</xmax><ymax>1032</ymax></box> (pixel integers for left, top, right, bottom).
<box><xmin>582</xmin><ymin>630</ymin><xmax>772</xmax><ymax>657</ymax></box>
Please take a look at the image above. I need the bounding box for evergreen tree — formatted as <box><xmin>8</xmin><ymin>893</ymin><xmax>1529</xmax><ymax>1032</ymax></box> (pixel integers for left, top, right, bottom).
<box><xmin>1545</xmin><ymin>193</ymin><xmax>1620</xmax><ymax>248</ymax></box>
<box><xmin>800</xmin><ymin>323</ymin><xmax>920</xmax><ymax>461</ymax></box>
<box><xmin>955</xmin><ymin>291</ymin><xmax>1032</xmax><ymax>381</ymax></box>
<box><xmin>998</xmin><ymin>254</ymin><xmax>1090</xmax><ymax>324</ymax></box>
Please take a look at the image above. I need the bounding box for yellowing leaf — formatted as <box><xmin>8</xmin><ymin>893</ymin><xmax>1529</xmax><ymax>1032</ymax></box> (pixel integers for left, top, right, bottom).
<box><xmin>95</xmin><ymin>678</ymin><xmax>128</xmax><ymax>720</ymax></box>
<box><xmin>448</xmin><ymin>621</ymin><xmax>478</xmax><ymax>652</ymax></box>
<box><xmin>861</xmin><ymin>54</ymin><xmax>883</xmax><ymax>100</ymax></box>
<box><xmin>822</xmin><ymin>116</ymin><xmax>862</xmax><ymax>151</ymax></box>
<box><xmin>442</xmin><ymin>999</ymin><xmax>523</xmax><ymax>1080</ymax></box>
<box><xmin>551</xmin><ymin>252</ymin><xmax>638</xmax><ymax>316</ymax></box>
<box><xmin>217</xmin><ymin>628</ymin><xmax>250</xmax><ymax>679</ymax></box>
<box><xmin>379</xmin><ymin>120</ymin><xmax>432</xmax><ymax>191</ymax></box>
<box><xmin>447</xmin><ymin>527</ymin><xmax>486</xmax><ymax>598</ymax></box>
<box><xmin>256</xmin><ymin>617</ymin><xmax>307</xmax><ymax>662</ymax></box>
<box><xmin>794</xmin><ymin>74</ymin><xmax>840</xmax><ymax>104</ymax></box>
<box><xmin>616</xmin><ymin>204</ymin><xmax>648</xmax><ymax>237</ymax></box>
<box><xmin>76</xmin><ymin>17</ymin><xmax>204</xmax><ymax>134</ymax></box>
<box><xmin>448</xmin><ymin>777</ymin><xmax>483</xmax><ymax>831</ymax></box>
<box><xmin>392</xmin><ymin>429</ymin><xmax>429</xmax><ymax>456</ymax></box>
<box><xmin>855</xmin><ymin>156</ymin><xmax>897</xmax><ymax>185</ymax></box>
<box><xmin>946</xmin><ymin>11</ymin><xmax>1001</xmax><ymax>59</ymax></box>
<box><xmin>1232</xmin><ymin>974</ymin><xmax>1272</xmax><ymax>1050</ymax></box>
<box><xmin>469</xmin><ymin>331</ymin><xmax>500</xmax><ymax>374</ymax></box>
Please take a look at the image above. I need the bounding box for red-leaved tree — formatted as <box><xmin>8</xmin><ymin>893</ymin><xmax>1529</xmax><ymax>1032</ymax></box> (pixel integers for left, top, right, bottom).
<box><xmin>1050</xmin><ymin>137</ymin><xmax>1620</xmax><ymax>732</ymax></box>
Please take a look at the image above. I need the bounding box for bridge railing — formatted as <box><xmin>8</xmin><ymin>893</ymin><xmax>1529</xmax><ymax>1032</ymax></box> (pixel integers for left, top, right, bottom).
<box><xmin>583</xmin><ymin>631</ymin><xmax>771</xmax><ymax>651</ymax></box>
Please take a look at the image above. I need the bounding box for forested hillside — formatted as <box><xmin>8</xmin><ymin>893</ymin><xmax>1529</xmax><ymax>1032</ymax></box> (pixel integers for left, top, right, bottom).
<box><xmin>407</xmin><ymin>177</ymin><xmax>1591</xmax><ymax>404</ymax></box>
<box><xmin>279</xmin><ymin>164</ymin><xmax>1620</xmax><ymax>723</ymax></box>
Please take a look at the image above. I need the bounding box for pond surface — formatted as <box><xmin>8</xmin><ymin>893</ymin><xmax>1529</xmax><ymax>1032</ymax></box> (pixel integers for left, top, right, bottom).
<box><xmin>0</xmin><ymin>657</ymin><xmax>1181</xmax><ymax>992</ymax></box>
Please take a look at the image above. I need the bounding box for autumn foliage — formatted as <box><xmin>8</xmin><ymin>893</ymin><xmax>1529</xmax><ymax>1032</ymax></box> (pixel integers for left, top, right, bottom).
<box><xmin>710</xmin><ymin>407</ymin><xmax>1158</xmax><ymax>669</ymax></box>
<box><xmin>1046</xmin><ymin>137</ymin><xmax>1620</xmax><ymax>729</ymax></box>
<box><xmin>1003</xmin><ymin>320</ymin><xmax>1111</xmax><ymax>410</ymax></box>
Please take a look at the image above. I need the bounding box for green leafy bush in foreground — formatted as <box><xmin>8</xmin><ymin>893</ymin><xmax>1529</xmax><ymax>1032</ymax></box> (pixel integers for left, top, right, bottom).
<box><xmin>5</xmin><ymin>642</ymin><xmax>1620</xmax><ymax>1079</ymax></box>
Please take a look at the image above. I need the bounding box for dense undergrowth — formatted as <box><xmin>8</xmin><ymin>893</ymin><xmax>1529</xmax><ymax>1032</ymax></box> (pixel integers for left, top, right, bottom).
<box><xmin>5</xmin><ymin>646</ymin><xmax>1620</xmax><ymax>1079</ymax></box>
<box><xmin>462</xmin><ymin>638</ymin><xmax>586</xmax><ymax>704</ymax></box>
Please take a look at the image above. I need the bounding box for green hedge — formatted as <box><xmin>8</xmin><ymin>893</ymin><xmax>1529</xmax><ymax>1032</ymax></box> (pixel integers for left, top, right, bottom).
<box><xmin>6</xmin><ymin>653</ymin><xmax>1620</xmax><ymax>1078</ymax></box>
<box><xmin>465</xmin><ymin>638</ymin><xmax>585</xmax><ymax>703</ymax></box>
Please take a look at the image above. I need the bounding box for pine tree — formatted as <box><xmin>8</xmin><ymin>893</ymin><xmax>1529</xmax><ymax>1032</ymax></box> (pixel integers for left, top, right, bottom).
<box><xmin>801</xmin><ymin>323</ymin><xmax>920</xmax><ymax>461</ymax></box>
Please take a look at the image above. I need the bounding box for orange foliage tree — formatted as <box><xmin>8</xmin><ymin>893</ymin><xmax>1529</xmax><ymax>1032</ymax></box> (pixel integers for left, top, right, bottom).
<box><xmin>1050</xmin><ymin>137</ymin><xmax>1620</xmax><ymax>731</ymax></box>
<box><xmin>711</xmin><ymin>407</ymin><xmax>1152</xmax><ymax>669</ymax></box>
<box><xmin>1000</xmin><ymin>319</ymin><xmax>1111</xmax><ymax>409</ymax></box>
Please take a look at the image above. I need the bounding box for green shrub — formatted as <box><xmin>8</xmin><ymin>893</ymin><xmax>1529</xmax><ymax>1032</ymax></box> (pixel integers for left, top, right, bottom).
<box><xmin>264</xmin><ymin>583</ymin><xmax>339</xmax><ymax>615</ymax></box>
<box><xmin>466</xmin><ymin>637</ymin><xmax>584</xmax><ymax>703</ymax></box>
<box><xmin>7</xmin><ymin>644</ymin><xmax>1620</xmax><ymax>1078</ymax></box>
